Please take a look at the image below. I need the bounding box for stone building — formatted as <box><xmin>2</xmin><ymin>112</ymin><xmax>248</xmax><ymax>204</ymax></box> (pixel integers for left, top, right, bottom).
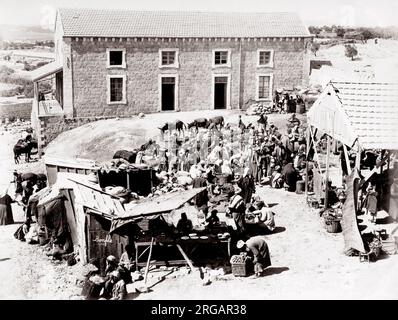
<box><xmin>31</xmin><ymin>8</ymin><xmax>312</xmax><ymax>150</ymax></box>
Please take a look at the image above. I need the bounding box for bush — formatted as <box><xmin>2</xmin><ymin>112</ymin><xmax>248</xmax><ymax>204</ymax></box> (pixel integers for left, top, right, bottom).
<box><xmin>0</xmin><ymin>65</ymin><xmax>15</xmax><ymax>76</ymax></box>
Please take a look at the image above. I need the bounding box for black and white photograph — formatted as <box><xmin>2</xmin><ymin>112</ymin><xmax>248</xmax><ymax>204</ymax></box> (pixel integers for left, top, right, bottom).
<box><xmin>0</xmin><ymin>0</ymin><xmax>397</xmax><ymax>304</ymax></box>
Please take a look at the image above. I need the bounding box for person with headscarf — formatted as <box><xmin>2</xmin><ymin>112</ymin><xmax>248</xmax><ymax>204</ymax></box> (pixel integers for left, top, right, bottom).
<box><xmin>281</xmin><ymin>161</ymin><xmax>298</xmax><ymax>192</ymax></box>
<box><xmin>227</xmin><ymin>185</ymin><xmax>246</xmax><ymax>234</ymax></box>
<box><xmin>251</xmin><ymin>200</ymin><xmax>276</xmax><ymax>232</ymax></box>
<box><xmin>236</xmin><ymin>235</ymin><xmax>271</xmax><ymax>277</ymax></box>
<box><xmin>0</xmin><ymin>185</ymin><xmax>15</xmax><ymax>225</ymax></box>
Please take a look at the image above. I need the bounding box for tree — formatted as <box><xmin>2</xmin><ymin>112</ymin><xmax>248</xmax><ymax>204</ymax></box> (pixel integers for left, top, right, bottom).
<box><xmin>361</xmin><ymin>29</ymin><xmax>374</xmax><ymax>41</ymax></box>
<box><xmin>345</xmin><ymin>44</ymin><xmax>358</xmax><ymax>61</ymax></box>
<box><xmin>336</xmin><ymin>27</ymin><xmax>345</xmax><ymax>38</ymax></box>
<box><xmin>308</xmin><ymin>26</ymin><xmax>321</xmax><ymax>36</ymax></box>
<box><xmin>311</xmin><ymin>42</ymin><xmax>320</xmax><ymax>57</ymax></box>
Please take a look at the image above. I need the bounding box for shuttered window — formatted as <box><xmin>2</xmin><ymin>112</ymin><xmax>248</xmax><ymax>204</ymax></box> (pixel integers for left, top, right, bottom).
<box><xmin>258</xmin><ymin>75</ymin><xmax>270</xmax><ymax>99</ymax></box>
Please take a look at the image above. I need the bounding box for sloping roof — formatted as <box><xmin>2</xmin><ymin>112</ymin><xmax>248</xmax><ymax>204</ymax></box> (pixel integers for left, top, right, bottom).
<box><xmin>31</xmin><ymin>61</ymin><xmax>62</xmax><ymax>82</ymax></box>
<box><xmin>109</xmin><ymin>187</ymin><xmax>206</xmax><ymax>234</ymax></box>
<box><xmin>308</xmin><ymin>81</ymin><xmax>398</xmax><ymax>150</ymax></box>
<box><xmin>122</xmin><ymin>187</ymin><xmax>206</xmax><ymax>218</ymax></box>
<box><xmin>57</xmin><ymin>8</ymin><xmax>311</xmax><ymax>38</ymax></box>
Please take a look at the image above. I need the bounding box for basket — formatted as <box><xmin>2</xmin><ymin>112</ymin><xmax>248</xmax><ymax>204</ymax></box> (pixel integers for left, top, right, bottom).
<box><xmin>325</xmin><ymin>218</ymin><xmax>341</xmax><ymax>233</ymax></box>
<box><xmin>381</xmin><ymin>238</ymin><xmax>397</xmax><ymax>255</ymax></box>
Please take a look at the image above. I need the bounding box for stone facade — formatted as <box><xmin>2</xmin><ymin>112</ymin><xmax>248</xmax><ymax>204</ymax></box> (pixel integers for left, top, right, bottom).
<box><xmin>63</xmin><ymin>37</ymin><xmax>311</xmax><ymax>117</ymax></box>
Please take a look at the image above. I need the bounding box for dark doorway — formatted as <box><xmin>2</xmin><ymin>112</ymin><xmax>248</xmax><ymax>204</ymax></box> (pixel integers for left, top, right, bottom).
<box><xmin>161</xmin><ymin>77</ymin><xmax>175</xmax><ymax>111</ymax></box>
<box><xmin>214</xmin><ymin>76</ymin><xmax>228</xmax><ymax>109</ymax></box>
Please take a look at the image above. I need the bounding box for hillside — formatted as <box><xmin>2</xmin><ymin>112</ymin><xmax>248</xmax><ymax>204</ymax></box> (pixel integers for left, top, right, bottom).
<box><xmin>0</xmin><ymin>25</ymin><xmax>53</xmax><ymax>41</ymax></box>
<box><xmin>310</xmin><ymin>39</ymin><xmax>398</xmax><ymax>86</ymax></box>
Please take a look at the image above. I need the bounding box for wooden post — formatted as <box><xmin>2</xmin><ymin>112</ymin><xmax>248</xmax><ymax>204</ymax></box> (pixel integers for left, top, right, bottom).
<box><xmin>355</xmin><ymin>143</ymin><xmax>361</xmax><ymax>170</ymax></box>
<box><xmin>305</xmin><ymin>126</ymin><xmax>310</xmax><ymax>199</ymax></box>
<box><xmin>144</xmin><ymin>237</ymin><xmax>154</xmax><ymax>284</ymax></box>
<box><xmin>324</xmin><ymin>135</ymin><xmax>331</xmax><ymax>209</ymax></box>
<box><xmin>176</xmin><ymin>244</ymin><xmax>195</xmax><ymax>271</ymax></box>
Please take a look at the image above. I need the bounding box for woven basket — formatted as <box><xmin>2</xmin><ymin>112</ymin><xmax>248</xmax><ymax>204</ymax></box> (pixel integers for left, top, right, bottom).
<box><xmin>382</xmin><ymin>238</ymin><xmax>397</xmax><ymax>255</ymax></box>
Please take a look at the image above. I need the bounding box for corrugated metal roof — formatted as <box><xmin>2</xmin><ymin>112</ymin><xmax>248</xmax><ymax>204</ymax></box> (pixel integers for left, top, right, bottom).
<box><xmin>58</xmin><ymin>8</ymin><xmax>311</xmax><ymax>38</ymax></box>
<box><xmin>331</xmin><ymin>82</ymin><xmax>398</xmax><ymax>150</ymax></box>
<box><xmin>308</xmin><ymin>81</ymin><xmax>398</xmax><ymax>150</ymax></box>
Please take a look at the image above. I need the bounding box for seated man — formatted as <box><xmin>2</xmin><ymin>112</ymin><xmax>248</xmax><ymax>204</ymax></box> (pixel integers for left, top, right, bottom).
<box><xmin>205</xmin><ymin>209</ymin><xmax>220</xmax><ymax>228</ymax></box>
<box><xmin>176</xmin><ymin>212</ymin><xmax>193</xmax><ymax>234</ymax></box>
<box><xmin>251</xmin><ymin>200</ymin><xmax>275</xmax><ymax>232</ymax></box>
<box><xmin>103</xmin><ymin>271</ymin><xmax>127</xmax><ymax>300</ymax></box>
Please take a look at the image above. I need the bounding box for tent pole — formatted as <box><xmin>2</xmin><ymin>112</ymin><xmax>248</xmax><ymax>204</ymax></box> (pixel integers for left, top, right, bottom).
<box><xmin>343</xmin><ymin>144</ymin><xmax>351</xmax><ymax>176</ymax></box>
<box><xmin>144</xmin><ymin>237</ymin><xmax>154</xmax><ymax>285</ymax></box>
<box><xmin>355</xmin><ymin>143</ymin><xmax>361</xmax><ymax>171</ymax></box>
<box><xmin>305</xmin><ymin>126</ymin><xmax>310</xmax><ymax>199</ymax></box>
<box><xmin>324</xmin><ymin>135</ymin><xmax>331</xmax><ymax>209</ymax></box>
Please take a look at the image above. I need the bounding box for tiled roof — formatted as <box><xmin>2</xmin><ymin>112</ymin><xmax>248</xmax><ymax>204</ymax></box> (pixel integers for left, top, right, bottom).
<box><xmin>57</xmin><ymin>8</ymin><xmax>311</xmax><ymax>38</ymax></box>
<box><xmin>331</xmin><ymin>81</ymin><xmax>398</xmax><ymax>150</ymax></box>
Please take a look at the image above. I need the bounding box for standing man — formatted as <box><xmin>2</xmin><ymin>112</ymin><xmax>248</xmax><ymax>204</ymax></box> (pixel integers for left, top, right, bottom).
<box><xmin>237</xmin><ymin>235</ymin><xmax>271</xmax><ymax>277</ymax></box>
<box><xmin>227</xmin><ymin>186</ymin><xmax>246</xmax><ymax>234</ymax></box>
<box><xmin>237</xmin><ymin>168</ymin><xmax>256</xmax><ymax>204</ymax></box>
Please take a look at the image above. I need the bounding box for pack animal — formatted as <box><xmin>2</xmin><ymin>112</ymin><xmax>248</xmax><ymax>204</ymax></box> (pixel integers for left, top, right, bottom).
<box><xmin>13</xmin><ymin>139</ymin><xmax>37</xmax><ymax>164</ymax></box>
<box><xmin>158</xmin><ymin>120</ymin><xmax>186</xmax><ymax>135</ymax></box>
<box><xmin>207</xmin><ymin>116</ymin><xmax>225</xmax><ymax>130</ymax></box>
<box><xmin>187</xmin><ymin>118</ymin><xmax>208</xmax><ymax>131</ymax></box>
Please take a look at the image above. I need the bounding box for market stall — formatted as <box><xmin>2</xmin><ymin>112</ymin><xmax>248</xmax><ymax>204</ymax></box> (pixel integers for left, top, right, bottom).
<box><xmin>110</xmin><ymin>188</ymin><xmax>234</xmax><ymax>270</ymax></box>
<box><xmin>306</xmin><ymin>81</ymin><xmax>398</xmax><ymax>255</ymax></box>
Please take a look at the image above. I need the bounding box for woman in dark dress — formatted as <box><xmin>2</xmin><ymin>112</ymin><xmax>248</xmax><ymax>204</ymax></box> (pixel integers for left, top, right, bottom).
<box><xmin>0</xmin><ymin>186</ymin><xmax>14</xmax><ymax>225</ymax></box>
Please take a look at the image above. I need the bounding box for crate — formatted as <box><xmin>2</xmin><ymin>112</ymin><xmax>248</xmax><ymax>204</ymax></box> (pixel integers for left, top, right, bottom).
<box><xmin>231</xmin><ymin>262</ymin><xmax>248</xmax><ymax>277</ymax></box>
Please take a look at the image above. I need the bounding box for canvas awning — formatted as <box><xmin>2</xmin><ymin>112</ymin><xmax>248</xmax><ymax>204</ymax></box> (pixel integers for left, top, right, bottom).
<box><xmin>109</xmin><ymin>187</ymin><xmax>206</xmax><ymax>234</ymax></box>
<box><xmin>31</xmin><ymin>61</ymin><xmax>63</xmax><ymax>82</ymax></box>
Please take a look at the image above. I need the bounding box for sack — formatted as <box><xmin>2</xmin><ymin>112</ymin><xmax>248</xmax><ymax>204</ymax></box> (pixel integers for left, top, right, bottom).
<box><xmin>14</xmin><ymin>224</ymin><xmax>26</xmax><ymax>241</ymax></box>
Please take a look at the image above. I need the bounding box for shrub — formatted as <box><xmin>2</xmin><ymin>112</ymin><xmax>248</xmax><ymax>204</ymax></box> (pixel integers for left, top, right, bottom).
<box><xmin>345</xmin><ymin>44</ymin><xmax>358</xmax><ymax>61</ymax></box>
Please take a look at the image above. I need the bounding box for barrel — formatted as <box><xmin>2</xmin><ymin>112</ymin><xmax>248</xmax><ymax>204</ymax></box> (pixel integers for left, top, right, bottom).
<box><xmin>325</xmin><ymin>219</ymin><xmax>341</xmax><ymax>233</ymax></box>
<box><xmin>296</xmin><ymin>180</ymin><xmax>305</xmax><ymax>194</ymax></box>
<box><xmin>296</xmin><ymin>103</ymin><xmax>305</xmax><ymax>114</ymax></box>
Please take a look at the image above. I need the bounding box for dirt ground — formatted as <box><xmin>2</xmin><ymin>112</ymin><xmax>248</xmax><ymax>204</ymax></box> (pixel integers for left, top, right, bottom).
<box><xmin>0</xmin><ymin>112</ymin><xmax>398</xmax><ymax>300</ymax></box>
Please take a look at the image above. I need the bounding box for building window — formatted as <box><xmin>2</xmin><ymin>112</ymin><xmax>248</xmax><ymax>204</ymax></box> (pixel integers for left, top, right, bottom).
<box><xmin>107</xmin><ymin>49</ymin><xmax>126</xmax><ymax>68</ymax></box>
<box><xmin>212</xmin><ymin>49</ymin><xmax>231</xmax><ymax>68</ymax></box>
<box><xmin>257</xmin><ymin>74</ymin><xmax>273</xmax><ymax>101</ymax></box>
<box><xmin>107</xmin><ymin>75</ymin><xmax>127</xmax><ymax>104</ymax></box>
<box><xmin>159</xmin><ymin>49</ymin><xmax>179</xmax><ymax>68</ymax></box>
<box><xmin>257</xmin><ymin>49</ymin><xmax>274</xmax><ymax>68</ymax></box>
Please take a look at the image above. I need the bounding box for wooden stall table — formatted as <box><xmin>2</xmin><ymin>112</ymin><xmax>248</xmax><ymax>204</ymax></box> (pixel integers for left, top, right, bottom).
<box><xmin>135</xmin><ymin>233</ymin><xmax>231</xmax><ymax>270</ymax></box>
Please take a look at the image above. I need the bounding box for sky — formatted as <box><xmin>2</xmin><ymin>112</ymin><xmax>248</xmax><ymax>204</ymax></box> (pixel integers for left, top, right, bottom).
<box><xmin>0</xmin><ymin>0</ymin><xmax>397</xmax><ymax>29</ymax></box>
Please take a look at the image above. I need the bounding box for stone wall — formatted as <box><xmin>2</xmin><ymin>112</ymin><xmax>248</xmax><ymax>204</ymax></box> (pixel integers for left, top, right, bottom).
<box><xmin>0</xmin><ymin>101</ymin><xmax>32</xmax><ymax>120</ymax></box>
<box><xmin>65</xmin><ymin>37</ymin><xmax>311</xmax><ymax>117</ymax></box>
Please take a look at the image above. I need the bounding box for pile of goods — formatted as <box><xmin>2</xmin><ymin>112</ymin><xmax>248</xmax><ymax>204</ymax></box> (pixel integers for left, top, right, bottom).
<box><xmin>368</xmin><ymin>237</ymin><xmax>382</xmax><ymax>259</ymax></box>
<box><xmin>245</xmin><ymin>102</ymin><xmax>277</xmax><ymax>116</ymax></box>
<box><xmin>230</xmin><ymin>252</ymin><xmax>251</xmax><ymax>277</ymax></box>
<box><xmin>99</xmin><ymin>158</ymin><xmax>149</xmax><ymax>173</ymax></box>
